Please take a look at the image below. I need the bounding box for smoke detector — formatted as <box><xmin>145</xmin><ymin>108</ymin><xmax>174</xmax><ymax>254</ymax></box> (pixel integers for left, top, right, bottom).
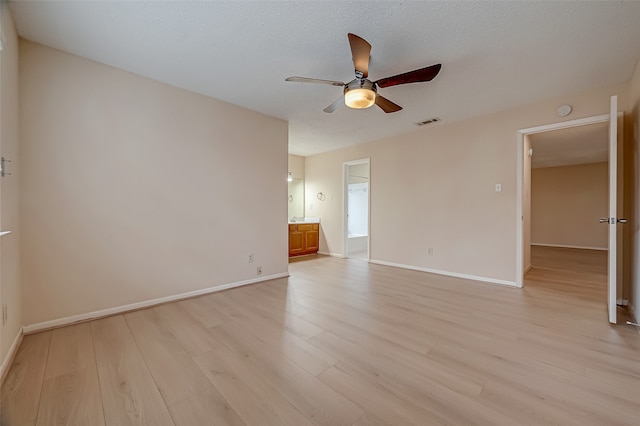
<box><xmin>556</xmin><ymin>104</ymin><xmax>572</xmax><ymax>117</ymax></box>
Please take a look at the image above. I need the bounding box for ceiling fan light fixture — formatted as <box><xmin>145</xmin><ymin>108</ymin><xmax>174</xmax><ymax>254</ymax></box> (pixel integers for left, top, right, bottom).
<box><xmin>285</xmin><ymin>33</ymin><xmax>441</xmax><ymax>114</ymax></box>
<box><xmin>345</xmin><ymin>88</ymin><xmax>376</xmax><ymax>109</ymax></box>
<box><xmin>344</xmin><ymin>79</ymin><xmax>377</xmax><ymax>109</ymax></box>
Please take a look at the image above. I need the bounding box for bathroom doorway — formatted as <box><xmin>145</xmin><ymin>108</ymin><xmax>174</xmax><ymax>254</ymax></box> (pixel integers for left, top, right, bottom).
<box><xmin>344</xmin><ymin>159</ymin><xmax>370</xmax><ymax>260</ymax></box>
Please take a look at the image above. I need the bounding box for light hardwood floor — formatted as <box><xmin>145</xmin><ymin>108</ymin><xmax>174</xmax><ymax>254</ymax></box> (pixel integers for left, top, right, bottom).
<box><xmin>2</xmin><ymin>246</ymin><xmax>639</xmax><ymax>425</ymax></box>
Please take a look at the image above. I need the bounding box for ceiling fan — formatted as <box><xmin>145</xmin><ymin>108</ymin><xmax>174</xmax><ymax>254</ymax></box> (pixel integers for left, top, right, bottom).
<box><xmin>285</xmin><ymin>33</ymin><xmax>441</xmax><ymax>114</ymax></box>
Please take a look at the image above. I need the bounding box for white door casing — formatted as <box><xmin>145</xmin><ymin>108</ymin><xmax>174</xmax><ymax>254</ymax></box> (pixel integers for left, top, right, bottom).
<box><xmin>516</xmin><ymin>114</ymin><xmax>610</xmax><ymax>287</ymax></box>
<box><xmin>606</xmin><ymin>95</ymin><xmax>618</xmax><ymax>324</ymax></box>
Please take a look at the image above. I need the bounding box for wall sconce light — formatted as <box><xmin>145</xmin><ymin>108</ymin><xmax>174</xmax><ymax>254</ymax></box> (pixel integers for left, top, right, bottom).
<box><xmin>287</xmin><ymin>172</ymin><xmax>293</xmax><ymax>182</ymax></box>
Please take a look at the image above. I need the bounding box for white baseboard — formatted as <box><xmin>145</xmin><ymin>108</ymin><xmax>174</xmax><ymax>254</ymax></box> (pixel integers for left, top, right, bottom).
<box><xmin>23</xmin><ymin>272</ymin><xmax>289</xmax><ymax>334</ymax></box>
<box><xmin>0</xmin><ymin>327</ymin><xmax>24</xmax><ymax>386</ymax></box>
<box><xmin>369</xmin><ymin>259</ymin><xmax>517</xmax><ymax>287</ymax></box>
<box><xmin>531</xmin><ymin>243</ymin><xmax>607</xmax><ymax>251</ymax></box>
<box><xmin>317</xmin><ymin>251</ymin><xmax>346</xmax><ymax>258</ymax></box>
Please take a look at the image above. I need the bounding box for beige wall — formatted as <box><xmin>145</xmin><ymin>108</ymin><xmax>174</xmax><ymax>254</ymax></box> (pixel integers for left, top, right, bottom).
<box><xmin>531</xmin><ymin>163</ymin><xmax>608</xmax><ymax>249</ymax></box>
<box><xmin>0</xmin><ymin>3</ymin><xmax>22</xmax><ymax>367</ymax></box>
<box><xmin>305</xmin><ymin>84</ymin><xmax>626</xmax><ymax>283</ymax></box>
<box><xmin>627</xmin><ymin>54</ymin><xmax>640</xmax><ymax>321</ymax></box>
<box><xmin>20</xmin><ymin>41</ymin><xmax>288</xmax><ymax>326</ymax></box>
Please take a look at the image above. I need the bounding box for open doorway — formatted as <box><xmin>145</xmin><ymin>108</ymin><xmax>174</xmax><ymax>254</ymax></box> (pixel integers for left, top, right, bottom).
<box><xmin>529</xmin><ymin>123</ymin><xmax>609</xmax><ymax>252</ymax></box>
<box><xmin>517</xmin><ymin>114</ymin><xmax>611</xmax><ymax>287</ymax></box>
<box><xmin>344</xmin><ymin>159</ymin><xmax>370</xmax><ymax>260</ymax></box>
<box><xmin>517</xmin><ymin>101</ymin><xmax>627</xmax><ymax>324</ymax></box>
<box><xmin>525</xmin><ymin>122</ymin><xmax>610</xmax><ymax>301</ymax></box>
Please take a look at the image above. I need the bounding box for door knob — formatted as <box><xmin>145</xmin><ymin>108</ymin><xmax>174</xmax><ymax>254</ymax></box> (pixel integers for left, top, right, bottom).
<box><xmin>599</xmin><ymin>218</ymin><xmax>610</xmax><ymax>223</ymax></box>
<box><xmin>617</xmin><ymin>218</ymin><xmax>628</xmax><ymax>224</ymax></box>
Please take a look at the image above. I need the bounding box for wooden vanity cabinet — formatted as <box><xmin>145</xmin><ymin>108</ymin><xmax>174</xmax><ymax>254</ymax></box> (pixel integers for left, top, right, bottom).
<box><xmin>289</xmin><ymin>223</ymin><xmax>319</xmax><ymax>257</ymax></box>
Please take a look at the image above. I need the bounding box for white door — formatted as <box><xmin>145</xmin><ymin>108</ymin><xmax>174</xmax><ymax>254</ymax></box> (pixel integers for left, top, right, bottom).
<box><xmin>606</xmin><ymin>95</ymin><xmax>618</xmax><ymax>324</ymax></box>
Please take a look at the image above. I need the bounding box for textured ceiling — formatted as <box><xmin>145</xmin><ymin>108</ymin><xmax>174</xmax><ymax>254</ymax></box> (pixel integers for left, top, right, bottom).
<box><xmin>8</xmin><ymin>1</ymin><xmax>640</xmax><ymax>156</ymax></box>
<box><xmin>530</xmin><ymin>122</ymin><xmax>609</xmax><ymax>169</ymax></box>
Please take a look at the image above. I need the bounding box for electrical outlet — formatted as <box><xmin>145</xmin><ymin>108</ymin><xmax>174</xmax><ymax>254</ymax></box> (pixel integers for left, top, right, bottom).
<box><xmin>257</xmin><ymin>266</ymin><xmax>262</xmax><ymax>275</ymax></box>
<box><xmin>428</xmin><ymin>248</ymin><xmax>434</xmax><ymax>256</ymax></box>
<box><xmin>2</xmin><ymin>305</ymin><xmax>7</xmax><ymax>325</ymax></box>
<box><xmin>248</xmin><ymin>254</ymin><xmax>254</xmax><ymax>263</ymax></box>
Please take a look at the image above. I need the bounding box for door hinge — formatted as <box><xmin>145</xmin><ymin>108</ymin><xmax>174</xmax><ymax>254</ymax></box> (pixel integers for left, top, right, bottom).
<box><xmin>0</xmin><ymin>157</ymin><xmax>11</xmax><ymax>177</ymax></box>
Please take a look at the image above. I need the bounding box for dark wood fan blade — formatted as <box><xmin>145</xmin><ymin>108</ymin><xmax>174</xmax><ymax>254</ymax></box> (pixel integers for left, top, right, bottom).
<box><xmin>375</xmin><ymin>64</ymin><xmax>442</xmax><ymax>88</ymax></box>
<box><xmin>323</xmin><ymin>95</ymin><xmax>344</xmax><ymax>113</ymax></box>
<box><xmin>375</xmin><ymin>95</ymin><xmax>402</xmax><ymax>113</ymax></box>
<box><xmin>348</xmin><ymin>33</ymin><xmax>371</xmax><ymax>78</ymax></box>
<box><xmin>285</xmin><ymin>77</ymin><xmax>345</xmax><ymax>87</ymax></box>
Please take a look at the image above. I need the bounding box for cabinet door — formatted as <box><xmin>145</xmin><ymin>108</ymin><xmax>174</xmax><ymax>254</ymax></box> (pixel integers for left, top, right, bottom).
<box><xmin>289</xmin><ymin>226</ymin><xmax>305</xmax><ymax>256</ymax></box>
<box><xmin>305</xmin><ymin>229</ymin><xmax>319</xmax><ymax>252</ymax></box>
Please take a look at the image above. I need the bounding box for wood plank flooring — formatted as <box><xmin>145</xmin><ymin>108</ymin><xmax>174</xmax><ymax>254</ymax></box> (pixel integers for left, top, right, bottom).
<box><xmin>2</xmin><ymin>246</ymin><xmax>639</xmax><ymax>425</ymax></box>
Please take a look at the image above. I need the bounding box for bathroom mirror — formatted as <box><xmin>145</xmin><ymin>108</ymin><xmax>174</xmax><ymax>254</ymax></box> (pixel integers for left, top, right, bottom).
<box><xmin>288</xmin><ymin>178</ymin><xmax>304</xmax><ymax>220</ymax></box>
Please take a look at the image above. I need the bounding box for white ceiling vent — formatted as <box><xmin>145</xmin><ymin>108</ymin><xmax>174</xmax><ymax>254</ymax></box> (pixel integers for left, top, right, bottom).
<box><xmin>415</xmin><ymin>117</ymin><xmax>441</xmax><ymax>126</ymax></box>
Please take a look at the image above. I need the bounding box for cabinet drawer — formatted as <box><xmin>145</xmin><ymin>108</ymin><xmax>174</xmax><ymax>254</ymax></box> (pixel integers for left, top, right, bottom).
<box><xmin>289</xmin><ymin>224</ymin><xmax>298</xmax><ymax>231</ymax></box>
<box><xmin>297</xmin><ymin>223</ymin><xmax>318</xmax><ymax>231</ymax></box>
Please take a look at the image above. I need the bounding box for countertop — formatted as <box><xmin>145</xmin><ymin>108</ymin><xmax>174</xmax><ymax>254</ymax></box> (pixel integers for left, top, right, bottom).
<box><xmin>288</xmin><ymin>217</ymin><xmax>320</xmax><ymax>225</ymax></box>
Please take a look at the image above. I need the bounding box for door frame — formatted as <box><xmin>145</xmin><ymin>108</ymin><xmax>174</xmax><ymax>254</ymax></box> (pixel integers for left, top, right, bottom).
<box><xmin>343</xmin><ymin>158</ymin><xmax>371</xmax><ymax>260</ymax></box>
<box><xmin>515</xmin><ymin>114</ymin><xmax>610</xmax><ymax>288</ymax></box>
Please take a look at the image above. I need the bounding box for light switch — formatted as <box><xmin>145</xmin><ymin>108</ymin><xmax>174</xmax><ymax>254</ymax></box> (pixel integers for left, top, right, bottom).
<box><xmin>495</xmin><ymin>184</ymin><xmax>502</xmax><ymax>192</ymax></box>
